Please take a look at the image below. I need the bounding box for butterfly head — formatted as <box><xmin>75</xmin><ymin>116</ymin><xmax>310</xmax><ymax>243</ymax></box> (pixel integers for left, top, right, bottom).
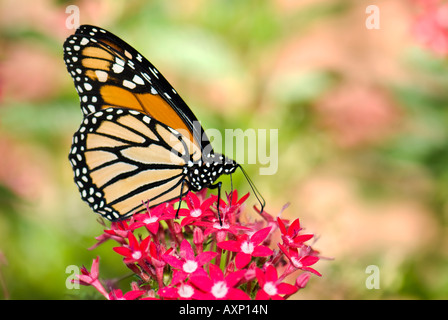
<box><xmin>200</xmin><ymin>152</ymin><xmax>238</xmax><ymax>174</ymax></box>
<box><xmin>206</xmin><ymin>153</ymin><xmax>265</xmax><ymax>215</ymax></box>
<box><xmin>219</xmin><ymin>154</ymin><xmax>238</xmax><ymax>175</ymax></box>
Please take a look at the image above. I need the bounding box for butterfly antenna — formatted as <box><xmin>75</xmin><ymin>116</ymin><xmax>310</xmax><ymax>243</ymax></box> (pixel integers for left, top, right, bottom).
<box><xmin>238</xmin><ymin>165</ymin><xmax>265</xmax><ymax>213</ymax></box>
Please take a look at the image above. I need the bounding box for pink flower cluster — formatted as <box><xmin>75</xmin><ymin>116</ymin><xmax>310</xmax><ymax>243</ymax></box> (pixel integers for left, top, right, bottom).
<box><xmin>413</xmin><ymin>0</ymin><xmax>448</xmax><ymax>56</ymax></box>
<box><xmin>73</xmin><ymin>189</ymin><xmax>321</xmax><ymax>300</ymax></box>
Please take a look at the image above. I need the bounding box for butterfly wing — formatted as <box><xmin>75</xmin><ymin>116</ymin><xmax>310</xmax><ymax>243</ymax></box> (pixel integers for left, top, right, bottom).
<box><xmin>69</xmin><ymin>107</ymin><xmax>192</xmax><ymax>220</ymax></box>
<box><xmin>63</xmin><ymin>25</ymin><xmax>209</xmax><ymax>152</ymax></box>
<box><xmin>64</xmin><ymin>25</ymin><xmax>215</xmax><ymax>220</ymax></box>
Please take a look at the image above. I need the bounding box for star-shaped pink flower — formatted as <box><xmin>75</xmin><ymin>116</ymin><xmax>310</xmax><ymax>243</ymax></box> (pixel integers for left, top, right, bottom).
<box><xmin>163</xmin><ymin>239</ymin><xmax>216</xmax><ymax>284</ymax></box>
<box><xmin>178</xmin><ymin>192</ymin><xmax>217</xmax><ymax>227</ymax></box>
<box><xmin>255</xmin><ymin>265</ymin><xmax>298</xmax><ymax>300</ymax></box>
<box><xmin>278</xmin><ymin>243</ymin><xmax>321</xmax><ymax>276</ymax></box>
<box><xmin>190</xmin><ymin>264</ymin><xmax>249</xmax><ymax>300</ymax></box>
<box><xmin>113</xmin><ymin>232</ymin><xmax>151</xmax><ymax>264</ymax></box>
<box><xmin>217</xmin><ymin>227</ymin><xmax>273</xmax><ymax>269</ymax></box>
<box><xmin>277</xmin><ymin>217</ymin><xmax>314</xmax><ymax>248</ymax></box>
<box><xmin>72</xmin><ymin>256</ymin><xmax>108</xmax><ymax>299</ymax></box>
<box><xmin>129</xmin><ymin>203</ymin><xmax>175</xmax><ymax>234</ymax></box>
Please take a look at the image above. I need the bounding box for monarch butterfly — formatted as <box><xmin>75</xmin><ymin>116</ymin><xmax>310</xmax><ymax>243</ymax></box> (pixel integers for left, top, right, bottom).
<box><xmin>64</xmin><ymin>25</ymin><xmax>264</xmax><ymax>222</ymax></box>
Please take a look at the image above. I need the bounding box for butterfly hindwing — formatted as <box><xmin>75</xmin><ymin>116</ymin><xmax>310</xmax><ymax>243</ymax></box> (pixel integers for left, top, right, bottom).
<box><xmin>69</xmin><ymin>107</ymin><xmax>191</xmax><ymax>220</ymax></box>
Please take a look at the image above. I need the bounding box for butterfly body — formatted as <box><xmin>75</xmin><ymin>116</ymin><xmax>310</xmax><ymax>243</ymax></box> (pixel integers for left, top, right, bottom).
<box><xmin>187</xmin><ymin>155</ymin><xmax>238</xmax><ymax>192</ymax></box>
<box><xmin>64</xmin><ymin>25</ymin><xmax>243</xmax><ymax>221</ymax></box>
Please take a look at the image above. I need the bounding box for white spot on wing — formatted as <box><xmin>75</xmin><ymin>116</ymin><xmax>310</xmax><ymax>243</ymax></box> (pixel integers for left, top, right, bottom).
<box><xmin>115</xmin><ymin>57</ymin><xmax>125</xmax><ymax>66</ymax></box>
<box><xmin>132</xmin><ymin>75</ymin><xmax>144</xmax><ymax>85</ymax></box>
<box><xmin>142</xmin><ymin>73</ymin><xmax>151</xmax><ymax>83</ymax></box>
<box><xmin>95</xmin><ymin>70</ymin><xmax>108</xmax><ymax>82</ymax></box>
<box><xmin>149</xmin><ymin>68</ymin><xmax>159</xmax><ymax>79</ymax></box>
<box><xmin>123</xmin><ymin>80</ymin><xmax>136</xmax><ymax>89</ymax></box>
<box><xmin>112</xmin><ymin>64</ymin><xmax>124</xmax><ymax>73</ymax></box>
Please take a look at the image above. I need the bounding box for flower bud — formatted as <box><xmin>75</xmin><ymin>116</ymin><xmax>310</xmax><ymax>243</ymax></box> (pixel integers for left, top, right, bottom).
<box><xmin>173</xmin><ymin>221</ymin><xmax>182</xmax><ymax>234</ymax></box>
<box><xmin>295</xmin><ymin>272</ymin><xmax>311</xmax><ymax>289</ymax></box>
<box><xmin>193</xmin><ymin>227</ymin><xmax>204</xmax><ymax>245</ymax></box>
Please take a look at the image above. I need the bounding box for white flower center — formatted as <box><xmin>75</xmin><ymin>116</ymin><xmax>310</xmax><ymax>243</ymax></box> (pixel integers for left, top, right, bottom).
<box><xmin>132</xmin><ymin>251</ymin><xmax>142</xmax><ymax>260</ymax></box>
<box><xmin>144</xmin><ymin>216</ymin><xmax>158</xmax><ymax>224</ymax></box>
<box><xmin>211</xmin><ymin>281</ymin><xmax>228</xmax><ymax>299</ymax></box>
<box><xmin>263</xmin><ymin>282</ymin><xmax>278</xmax><ymax>296</ymax></box>
<box><xmin>240</xmin><ymin>241</ymin><xmax>254</xmax><ymax>254</ymax></box>
<box><xmin>284</xmin><ymin>236</ymin><xmax>294</xmax><ymax>245</ymax></box>
<box><xmin>190</xmin><ymin>208</ymin><xmax>202</xmax><ymax>217</ymax></box>
<box><xmin>291</xmin><ymin>257</ymin><xmax>302</xmax><ymax>269</ymax></box>
<box><xmin>183</xmin><ymin>260</ymin><xmax>198</xmax><ymax>273</ymax></box>
<box><xmin>178</xmin><ymin>284</ymin><xmax>194</xmax><ymax>298</ymax></box>
<box><xmin>213</xmin><ymin>222</ymin><xmax>230</xmax><ymax>230</ymax></box>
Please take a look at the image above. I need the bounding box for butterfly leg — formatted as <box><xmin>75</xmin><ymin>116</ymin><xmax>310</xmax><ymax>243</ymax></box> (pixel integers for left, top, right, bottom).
<box><xmin>209</xmin><ymin>181</ymin><xmax>222</xmax><ymax>226</ymax></box>
<box><xmin>175</xmin><ymin>179</ymin><xmax>186</xmax><ymax>219</ymax></box>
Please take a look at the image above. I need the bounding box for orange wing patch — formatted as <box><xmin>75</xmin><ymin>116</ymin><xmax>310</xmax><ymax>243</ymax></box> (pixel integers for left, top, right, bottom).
<box><xmin>99</xmin><ymin>85</ymin><xmax>195</xmax><ymax>145</ymax></box>
<box><xmin>82</xmin><ymin>58</ymin><xmax>111</xmax><ymax>71</ymax></box>
<box><xmin>105</xmin><ymin>169</ymin><xmax>184</xmax><ymax>214</ymax></box>
<box><xmin>85</xmin><ymin>150</ymin><xmax>118</xmax><ymax>170</ymax></box>
<box><xmin>90</xmin><ymin>161</ymin><xmax>138</xmax><ymax>188</ymax></box>
<box><xmin>96</xmin><ymin>119</ymin><xmax>145</xmax><ymax>144</ymax></box>
<box><xmin>70</xmin><ymin>33</ymin><xmax>199</xmax><ymax>149</ymax></box>
<box><xmin>82</xmin><ymin>46</ymin><xmax>114</xmax><ymax>61</ymax></box>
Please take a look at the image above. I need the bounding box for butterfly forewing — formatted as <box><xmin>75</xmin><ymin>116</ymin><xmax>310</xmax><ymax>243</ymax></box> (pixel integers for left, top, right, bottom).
<box><xmin>63</xmin><ymin>25</ymin><xmax>208</xmax><ymax>150</ymax></box>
